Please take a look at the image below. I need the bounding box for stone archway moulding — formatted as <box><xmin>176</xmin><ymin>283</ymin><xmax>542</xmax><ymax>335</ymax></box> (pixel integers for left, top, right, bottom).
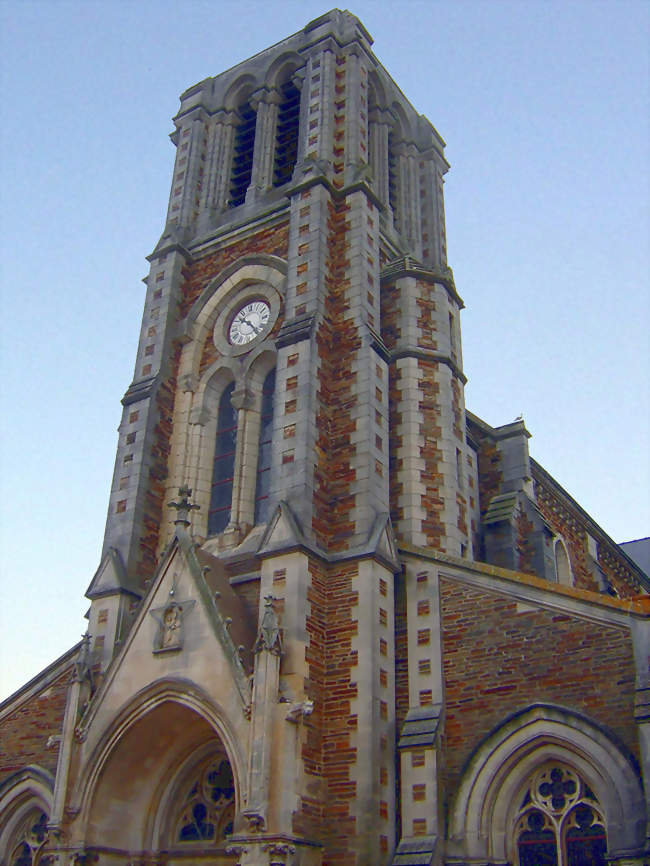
<box><xmin>448</xmin><ymin>704</ymin><xmax>644</xmax><ymax>862</ymax></box>
<box><xmin>72</xmin><ymin>678</ymin><xmax>247</xmax><ymax>842</ymax></box>
<box><xmin>0</xmin><ymin>765</ymin><xmax>54</xmax><ymax>857</ymax></box>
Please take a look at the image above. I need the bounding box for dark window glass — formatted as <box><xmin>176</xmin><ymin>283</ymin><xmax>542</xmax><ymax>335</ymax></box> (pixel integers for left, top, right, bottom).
<box><xmin>208</xmin><ymin>383</ymin><xmax>236</xmax><ymax>534</ymax></box>
<box><xmin>176</xmin><ymin>756</ymin><xmax>235</xmax><ymax>844</ymax></box>
<box><xmin>566</xmin><ymin>805</ymin><xmax>607</xmax><ymax>866</ymax></box>
<box><xmin>273</xmin><ymin>81</ymin><xmax>300</xmax><ymax>187</ymax></box>
<box><xmin>388</xmin><ymin>129</ymin><xmax>399</xmax><ymax>229</ymax></box>
<box><xmin>518</xmin><ymin>811</ymin><xmax>558</xmax><ymax>866</ymax></box>
<box><xmin>229</xmin><ymin>102</ymin><xmax>256</xmax><ymax>207</ymax></box>
<box><xmin>255</xmin><ymin>369</ymin><xmax>276</xmax><ymax>523</ymax></box>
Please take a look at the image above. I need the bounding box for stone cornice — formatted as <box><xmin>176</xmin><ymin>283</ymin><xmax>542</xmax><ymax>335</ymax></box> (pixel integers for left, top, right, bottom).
<box><xmin>380</xmin><ymin>256</ymin><xmax>464</xmax><ymax>309</ymax></box>
<box><xmin>399</xmin><ymin>542</ymin><xmax>649</xmax><ymax>626</ymax></box>
<box><xmin>389</xmin><ymin>347</ymin><xmax>467</xmax><ymax>384</ymax></box>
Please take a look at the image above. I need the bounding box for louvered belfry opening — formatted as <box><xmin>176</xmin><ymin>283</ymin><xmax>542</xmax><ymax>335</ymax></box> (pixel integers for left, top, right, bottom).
<box><xmin>273</xmin><ymin>80</ymin><xmax>300</xmax><ymax>188</ymax></box>
<box><xmin>229</xmin><ymin>101</ymin><xmax>257</xmax><ymax>207</ymax></box>
<box><xmin>388</xmin><ymin>129</ymin><xmax>400</xmax><ymax>230</ymax></box>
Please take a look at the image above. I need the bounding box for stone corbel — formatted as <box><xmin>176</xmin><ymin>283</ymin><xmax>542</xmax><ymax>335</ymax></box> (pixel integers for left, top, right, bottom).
<box><xmin>285</xmin><ymin>698</ymin><xmax>314</xmax><ymax>723</ymax></box>
<box><xmin>241</xmin><ymin>809</ymin><xmax>266</xmax><ymax>832</ymax></box>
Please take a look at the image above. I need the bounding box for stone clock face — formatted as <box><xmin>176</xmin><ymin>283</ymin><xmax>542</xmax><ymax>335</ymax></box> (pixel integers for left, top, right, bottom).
<box><xmin>228</xmin><ymin>300</ymin><xmax>271</xmax><ymax>345</ymax></box>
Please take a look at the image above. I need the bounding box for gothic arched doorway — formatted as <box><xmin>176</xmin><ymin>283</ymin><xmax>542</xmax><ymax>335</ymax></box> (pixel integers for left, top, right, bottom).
<box><xmin>80</xmin><ymin>694</ymin><xmax>242</xmax><ymax>861</ymax></box>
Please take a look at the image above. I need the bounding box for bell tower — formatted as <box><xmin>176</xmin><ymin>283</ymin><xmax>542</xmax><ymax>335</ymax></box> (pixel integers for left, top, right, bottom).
<box><xmin>90</xmin><ymin>9</ymin><xmax>470</xmax><ymax>864</ymax></box>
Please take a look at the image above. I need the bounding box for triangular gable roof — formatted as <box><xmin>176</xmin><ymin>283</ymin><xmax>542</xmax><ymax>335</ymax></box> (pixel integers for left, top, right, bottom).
<box><xmin>366</xmin><ymin>512</ymin><xmax>401</xmax><ymax>572</ymax></box>
<box><xmin>85</xmin><ymin>547</ymin><xmax>141</xmax><ymax>600</ymax></box>
<box><xmin>76</xmin><ymin>526</ymin><xmax>252</xmax><ymax>739</ymax></box>
<box><xmin>257</xmin><ymin>500</ymin><xmax>306</xmax><ymax>555</ymax></box>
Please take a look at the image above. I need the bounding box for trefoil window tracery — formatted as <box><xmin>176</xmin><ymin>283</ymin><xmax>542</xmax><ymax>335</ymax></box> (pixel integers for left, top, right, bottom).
<box><xmin>9</xmin><ymin>809</ymin><xmax>48</xmax><ymax>866</ymax></box>
<box><xmin>514</xmin><ymin>763</ymin><xmax>607</xmax><ymax>866</ymax></box>
<box><xmin>175</xmin><ymin>756</ymin><xmax>235</xmax><ymax>844</ymax></box>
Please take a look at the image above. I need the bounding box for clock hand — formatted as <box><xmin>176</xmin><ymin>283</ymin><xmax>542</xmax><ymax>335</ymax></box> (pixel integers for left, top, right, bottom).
<box><xmin>243</xmin><ymin>318</ymin><xmax>262</xmax><ymax>333</ymax></box>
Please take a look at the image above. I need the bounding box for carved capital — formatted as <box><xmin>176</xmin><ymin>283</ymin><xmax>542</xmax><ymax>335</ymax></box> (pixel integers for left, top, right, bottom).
<box><xmin>263</xmin><ymin>842</ymin><xmax>297</xmax><ymax>866</ymax></box>
<box><xmin>189</xmin><ymin>405</ymin><xmax>211</xmax><ymax>426</ymax></box>
<box><xmin>179</xmin><ymin>372</ymin><xmax>197</xmax><ymax>393</ymax></box>
<box><xmin>231</xmin><ymin>386</ymin><xmax>253</xmax><ymax>410</ymax></box>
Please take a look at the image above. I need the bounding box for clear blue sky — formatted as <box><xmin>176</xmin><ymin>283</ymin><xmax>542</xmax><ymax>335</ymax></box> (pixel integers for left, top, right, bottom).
<box><xmin>1</xmin><ymin>0</ymin><xmax>648</xmax><ymax>699</ymax></box>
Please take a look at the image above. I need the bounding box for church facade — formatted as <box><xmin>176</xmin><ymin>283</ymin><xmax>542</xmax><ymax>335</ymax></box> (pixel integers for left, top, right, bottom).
<box><xmin>1</xmin><ymin>10</ymin><xmax>648</xmax><ymax>866</ymax></box>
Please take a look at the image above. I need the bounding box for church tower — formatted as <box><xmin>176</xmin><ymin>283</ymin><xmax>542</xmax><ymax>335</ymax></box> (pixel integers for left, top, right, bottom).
<box><xmin>84</xmin><ymin>9</ymin><xmax>468</xmax><ymax>862</ymax></box>
<box><xmin>4</xmin><ymin>10</ymin><xmax>647</xmax><ymax>866</ymax></box>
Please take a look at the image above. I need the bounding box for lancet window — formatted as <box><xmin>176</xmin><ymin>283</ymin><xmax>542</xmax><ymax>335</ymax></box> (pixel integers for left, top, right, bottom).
<box><xmin>254</xmin><ymin>368</ymin><xmax>276</xmax><ymax>523</ymax></box>
<box><xmin>229</xmin><ymin>101</ymin><xmax>257</xmax><ymax>207</ymax></box>
<box><xmin>208</xmin><ymin>381</ymin><xmax>237</xmax><ymax>534</ymax></box>
<box><xmin>514</xmin><ymin>763</ymin><xmax>607</xmax><ymax>866</ymax></box>
<box><xmin>273</xmin><ymin>80</ymin><xmax>301</xmax><ymax>187</ymax></box>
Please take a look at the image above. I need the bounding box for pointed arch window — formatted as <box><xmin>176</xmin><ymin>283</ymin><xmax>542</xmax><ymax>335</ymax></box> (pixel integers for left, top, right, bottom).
<box><xmin>254</xmin><ymin>368</ymin><xmax>276</xmax><ymax>523</ymax></box>
<box><xmin>174</xmin><ymin>754</ymin><xmax>235</xmax><ymax>844</ymax></box>
<box><xmin>273</xmin><ymin>80</ymin><xmax>300</xmax><ymax>187</ymax></box>
<box><xmin>208</xmin><ymin>382</ymin><xmax>237</xmax><ymax>534</ymax></box>
<box><xmin>554</xmin><ymin>538</ymin><xmax>572</xmax><ymax>586</ymax></box>
<box><xmin>8</xmin><ymin>810</ymin><xmax>48</xmax><ymax>866</ymax></box>
<box><xmin>514</xmin><ymin>763</ymin><xmax>607</xmax><ymax>866</ymax></box>
<box><xmin>229</xmin><ymin>101</ymin><xmax>257</xmax><ymax>207</ymax></box>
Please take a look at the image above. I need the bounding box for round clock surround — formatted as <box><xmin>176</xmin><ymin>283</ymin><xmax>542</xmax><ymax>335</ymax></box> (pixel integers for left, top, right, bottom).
<box><xmin>212</xmin><ymin>282</ymin><xmax>281</xmax><ymax>357</ymax></box>
<box><xmin>228</xmin><ymin>299</ymin><xmax>271</xmax><ymax>346</ymax></box>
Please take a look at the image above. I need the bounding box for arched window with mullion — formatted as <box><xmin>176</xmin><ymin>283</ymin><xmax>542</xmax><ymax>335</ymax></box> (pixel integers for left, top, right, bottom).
<box><xmin>229</xmin><ymin>101</ymin><xmax>257</xmax><ymax>207</ymax></box>
<box><xmin>254</xmin><ymin>369</ymin><xmax>275</xmax><ymax>523</ymax></box>
<box><xmin>514</xmin><ymin>763</ymin><xmax>607</xmax><ymax>866</ymax></box>
<box><xmin>208</xmin><ymin>382</ymin><xmax>237</xmax><ymax>534</ymax></box>
<box><xmin>273</xmin><ymin>81</ymin><xmax>300</xmax><ymax>187</ymax></box>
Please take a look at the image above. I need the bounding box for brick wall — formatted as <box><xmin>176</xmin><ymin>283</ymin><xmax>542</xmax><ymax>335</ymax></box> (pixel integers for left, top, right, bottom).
<box><xmin>535</xmin><ymin>473</ymin><xmax>645</xmax><ymax>598</ymax></box>
<box><xmin>137</xmin><ymin>342</ymin><xmax>181</xmax><ymax>587</ymax></box>
<box><xmin>475</xmin><ymin>438</ymin><xmax>503</xmax><ymax>518</ymax></box>
<box><xmin>418</xmin><ymin>360</ymin><xmax>445</xmax><ymax>551</ymax></box>
<box><xmin>295</xmin><ymin>558</ymin><xmax>359</xmax><ymax>863</ymax></box>
<box><xmin>178</xmin><ymin>223</ymin><xmax>289</xmax><ymax>318</ymax></box>
<box><xmin>313</xmin><ymin>199</ymin><xmax>359</xmax><ymax>552</ymax></box>
<box><xmin>439</xmin><ymin>577</ymin><xmax>638</xmax><ymax>797</ymax></box>
<box><xmin>0</xmin><ymin>664</ymin><xmax>72</xmax><ymax>784</ymax></box>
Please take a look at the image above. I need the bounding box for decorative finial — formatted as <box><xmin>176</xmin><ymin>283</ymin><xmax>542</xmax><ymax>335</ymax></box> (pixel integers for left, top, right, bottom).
<box><xmin>168</xmin><ymin>485</ymin><xmax>200</xmax><ymax>526</ymax></box>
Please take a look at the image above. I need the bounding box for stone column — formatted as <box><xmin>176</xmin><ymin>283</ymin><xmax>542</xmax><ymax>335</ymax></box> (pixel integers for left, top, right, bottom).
<box><xmin>394</xmin><ymin>141</ymin><xmax>423</xmax><ymax>260</ymax></box>
<box><xmin>209</xmin><ymin>109</ymin><xmax>238</xmax><ymax>211</ymax></box>
<box><xmin>48</xmin><ymin>637</ymin><xmax>92</xmax><ymax>834</ymax></box>
<box><xmin>368</xmin><ymin>107</ymin><xmax>392</xmax><ymax>216</ymax></box>
<box><xmin>248</xmin><ymin>88</ymin><xmax>281</xmax><ymax>201</ymax></box>
<box><xmin>223</xmin><ymin>385</ymin><xmax>254</xmax><ymax>547</ymax></box>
